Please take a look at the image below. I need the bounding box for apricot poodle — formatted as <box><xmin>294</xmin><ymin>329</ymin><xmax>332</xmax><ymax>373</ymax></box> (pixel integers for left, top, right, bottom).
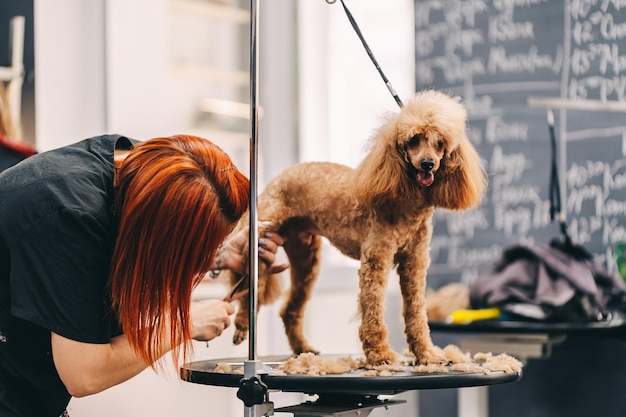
<box><xmin>229</xmin><ymin>89</ymin><xmax>487</xmax><ymax>365</ymax></box>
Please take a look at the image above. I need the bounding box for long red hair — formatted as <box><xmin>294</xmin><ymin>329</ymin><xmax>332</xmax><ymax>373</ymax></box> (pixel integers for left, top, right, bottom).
<box><xmin>110</xmin><ymin>134</ymin><xmax>249</xmax><ymax>368</ymax></box>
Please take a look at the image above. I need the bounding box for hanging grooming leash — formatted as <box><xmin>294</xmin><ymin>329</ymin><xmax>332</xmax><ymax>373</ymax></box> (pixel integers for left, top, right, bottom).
<box><xmin>327</xmin><ymin>0</ymin><xmax>404</xmax><ymax>108</ymax></box>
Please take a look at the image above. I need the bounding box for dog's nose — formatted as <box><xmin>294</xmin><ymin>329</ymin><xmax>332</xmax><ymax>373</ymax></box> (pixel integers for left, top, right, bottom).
<box><xmin>421</xmin><ymin>159</ymin><xmax>435</xmax><ymax>171</ymax></box>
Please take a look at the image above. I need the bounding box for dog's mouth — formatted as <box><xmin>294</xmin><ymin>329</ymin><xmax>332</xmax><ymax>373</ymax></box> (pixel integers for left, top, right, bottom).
<box><xmin>417</xmin><ymin>170</ymin><xmax>435</xmax><ymax>187</ymax></box>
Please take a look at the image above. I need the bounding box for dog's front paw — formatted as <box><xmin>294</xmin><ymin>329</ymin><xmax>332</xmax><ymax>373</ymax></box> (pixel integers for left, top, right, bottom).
<box><xmin>365</xmin><ymin>348</ymin><xmax>400</xmax><ymax>366</ymax></box>
<box><xmin>414</xmin><ymin>347</ymin><xmax>449</xmax><ymax>365</ymax></box>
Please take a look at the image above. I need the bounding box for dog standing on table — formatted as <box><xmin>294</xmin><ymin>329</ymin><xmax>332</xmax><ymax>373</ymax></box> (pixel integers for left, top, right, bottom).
<box><xmin>229</xmin><ymin>90</ymin><xmax>487</xmax><ymax>365</ymax></box>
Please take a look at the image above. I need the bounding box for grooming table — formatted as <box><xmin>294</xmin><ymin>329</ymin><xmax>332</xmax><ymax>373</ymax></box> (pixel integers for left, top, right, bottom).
<box><xmin>180</xmin><ymin>355</ymin><xmax>521</xmax><ymax>417</ymax></box>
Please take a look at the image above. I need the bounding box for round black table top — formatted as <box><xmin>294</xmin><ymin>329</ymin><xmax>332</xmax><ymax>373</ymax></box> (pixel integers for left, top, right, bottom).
<box><xmin>429</xmin><ymin>316</ymin><xmax>626</xmax><ymax>335</ymax></box>
<box><xmin>180</xmin><ymin>355</ymin><xmax>521</xmax><ymax>396</ymax></box>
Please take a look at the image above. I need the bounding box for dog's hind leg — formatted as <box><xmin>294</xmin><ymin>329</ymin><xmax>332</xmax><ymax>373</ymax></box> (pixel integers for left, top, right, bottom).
<box><xmin>280</xmin><ymin>228</ymin><xmax>322</xmax><ymax>355</ymax></box>
<box><xmin>232</xmin><ymin>282</ymin><xmax>251</xmax><ymax>345</ymax></box>
<box><xmin>232</xmin><ymin>261</ymin><xmax>283</xmax><ymax>345</ymax></box>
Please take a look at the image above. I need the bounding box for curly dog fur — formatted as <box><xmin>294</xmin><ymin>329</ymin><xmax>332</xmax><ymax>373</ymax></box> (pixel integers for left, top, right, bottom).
<box><xmin>229</xmin><ymin>90</ymin><xmax>487</xmax><ymax>365</ymax></box>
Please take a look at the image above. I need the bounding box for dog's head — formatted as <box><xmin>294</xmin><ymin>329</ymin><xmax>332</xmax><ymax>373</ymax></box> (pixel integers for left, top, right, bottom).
<box><xmin>396</xmin><ymin>90</ymin><xmax>469</xmax><ymax>187</ymax></box>
<box><xmin>356</xmin><ymin>90</ymin><xmax>487</xmax><ymax>210</ymax></box>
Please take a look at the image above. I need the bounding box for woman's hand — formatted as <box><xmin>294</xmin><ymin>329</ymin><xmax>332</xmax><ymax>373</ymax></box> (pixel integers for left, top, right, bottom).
<box><xmin>214</xmin><ymin>222</ymin><xmax>289</xmax><ymax>275</ymax></box>
<box><xmin>189</xmin><ymin>299</ymin><xmax>235</xmax><ymax>341</ymax></box>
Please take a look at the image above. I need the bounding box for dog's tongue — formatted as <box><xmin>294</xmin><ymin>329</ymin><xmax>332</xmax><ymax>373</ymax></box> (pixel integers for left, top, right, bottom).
<box><xmin>417</xmin><ymin>171</ymin><xmax>434</xmax><ymax>187</ymax></box>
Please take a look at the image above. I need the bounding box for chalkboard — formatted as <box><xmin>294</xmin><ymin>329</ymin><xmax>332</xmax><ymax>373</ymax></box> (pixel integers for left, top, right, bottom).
<box><xmin>415</xmin><ymin>0</ymin><xmax>626</xmax><ymax>285</ymax></box>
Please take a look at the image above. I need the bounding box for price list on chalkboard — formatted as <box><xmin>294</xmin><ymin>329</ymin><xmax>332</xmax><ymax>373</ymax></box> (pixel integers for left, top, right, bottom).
<box><xmin>415</xmin><ymin>0</ymin><xmax>626</xmax><ymax>285</ymax></box>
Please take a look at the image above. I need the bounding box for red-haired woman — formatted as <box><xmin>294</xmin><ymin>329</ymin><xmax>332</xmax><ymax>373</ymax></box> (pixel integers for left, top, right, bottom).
<box><xmin>0</xmin><ymin>134</ymin><xmax>287</xmax><ymax>417</ymax></box>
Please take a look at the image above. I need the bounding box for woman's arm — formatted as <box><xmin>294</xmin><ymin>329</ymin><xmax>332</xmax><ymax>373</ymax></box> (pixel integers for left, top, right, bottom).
<box><xmin>51</xmin><ymin>299</ymin><xmax>234</xmax><ymax>397</ymax></box>
<box><xmin>51</xmin><ymin>332</ymin><xmax>149</xmax><ymax>398</ymax></box>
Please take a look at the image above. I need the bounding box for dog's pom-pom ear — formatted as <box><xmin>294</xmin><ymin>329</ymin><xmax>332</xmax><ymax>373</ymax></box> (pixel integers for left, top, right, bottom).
<box><xmin>432</xmin><ymin>134</ymin><xmax>487</xmax><ymax>210</ymax></box>
<box><xmin>354</xmin><ymin>115</ymin><xmax>412</xmax><ymax>205</ymax></box>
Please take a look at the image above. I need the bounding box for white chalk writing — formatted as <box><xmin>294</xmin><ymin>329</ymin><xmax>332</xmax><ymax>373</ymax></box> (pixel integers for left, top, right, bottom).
<box><xmin>415</xmin><ymin>0</ymin><xmax>626</xmax><ymax>277</ymax></box>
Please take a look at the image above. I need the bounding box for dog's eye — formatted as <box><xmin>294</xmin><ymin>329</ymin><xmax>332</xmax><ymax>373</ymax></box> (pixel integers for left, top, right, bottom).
<box><xmin>407</xmin><ymin>135</ymin><xmax>421</xmax><ymax>147</ymax></box>
<box><xmin>437</xmin><ymin>140</ymin><xmax>444</xmax><ymax>150</ymax></box>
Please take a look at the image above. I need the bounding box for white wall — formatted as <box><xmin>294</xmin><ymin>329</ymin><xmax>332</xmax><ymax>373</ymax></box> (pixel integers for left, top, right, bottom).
<box><xmin>34</xmin><ymin>0</ymin><xmax>106</xmax><ymax>151</ymax></box>
<box><xmin>298</xmin><ymin>0</ymin><xmax>415</xmax><ymax>167</ymax></box>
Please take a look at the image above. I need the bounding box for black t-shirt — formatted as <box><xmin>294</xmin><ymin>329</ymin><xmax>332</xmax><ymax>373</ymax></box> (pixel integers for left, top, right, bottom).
<box><xmin>0</xmin><ymin>134</ymin><xmax>133</xmax><ymax>417</ymax></box>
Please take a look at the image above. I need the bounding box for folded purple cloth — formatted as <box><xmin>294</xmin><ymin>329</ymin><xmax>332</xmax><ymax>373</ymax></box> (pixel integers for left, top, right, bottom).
<box><xmin>470</xmin><ymin>240</ymin><xmax>626</xmax><ymax>321</ymax></box>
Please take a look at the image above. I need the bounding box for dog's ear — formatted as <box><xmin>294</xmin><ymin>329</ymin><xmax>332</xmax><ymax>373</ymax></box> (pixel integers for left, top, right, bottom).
<box><xmin>431</xmin><ymin>134</ymin><xmax>487</xmax><ymax>210</ymax></box>
<box><xmin>354</xmin><ymin>115</ymin><xmax>413</xmax><ymax>205</ymax></box>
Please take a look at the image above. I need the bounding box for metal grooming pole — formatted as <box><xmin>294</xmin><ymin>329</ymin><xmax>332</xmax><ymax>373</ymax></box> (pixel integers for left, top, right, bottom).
<box><xmin>247</xmin><ymin>0</ymin><xmax>260</xmax><ymax>364</ymax></box>
<box><xmin>236</xmin><ymin>0</ymin><xmax>273</xmax><ymax>415</ymax></box>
